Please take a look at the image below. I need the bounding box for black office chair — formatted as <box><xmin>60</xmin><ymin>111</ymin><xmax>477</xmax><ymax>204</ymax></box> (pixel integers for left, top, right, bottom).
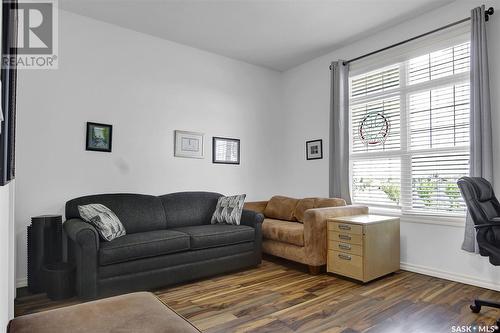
<box><xmin>458</xmin><ymin>176</ymin><xmax>500</xmax><ymax>328</ymax></box>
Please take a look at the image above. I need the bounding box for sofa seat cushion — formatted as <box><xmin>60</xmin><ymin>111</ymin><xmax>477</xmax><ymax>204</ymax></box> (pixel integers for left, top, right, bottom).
<box><xmin>172</xmin><ymin>225</ymin><xmax>254</xmax><ymax>250</ymax></box>
<box><xmin>99</xmin><ymin>230</ymin><xmax>190</xmax><ymax>266</ymax></box>
<box><xmin>262</xmin><ymin>218</ymin><xmax>304</xmax><ymax>246</ymax></box>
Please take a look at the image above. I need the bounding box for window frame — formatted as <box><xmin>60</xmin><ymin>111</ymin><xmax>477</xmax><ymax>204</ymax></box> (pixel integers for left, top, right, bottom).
<box><xmin>348</xmin><ymin>42</ymin><xmax>471</xmax><ymax>217</ymax></box>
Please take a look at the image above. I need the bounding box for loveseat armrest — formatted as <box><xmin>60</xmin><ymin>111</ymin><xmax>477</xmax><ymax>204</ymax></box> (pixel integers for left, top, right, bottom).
<box><xmin>64</xmin><ymin>218</ymin><xmax>100</xmax><ymax>299</ymax></box>
<box><xmin>302</xmin><ymin>205</ymin><xmax>369</xmax><ymax>266</ymax></box>
<box><xmin>244</xmin><ymin>201</ymin><xmax>268</xmax><ymax>214</ymax></box>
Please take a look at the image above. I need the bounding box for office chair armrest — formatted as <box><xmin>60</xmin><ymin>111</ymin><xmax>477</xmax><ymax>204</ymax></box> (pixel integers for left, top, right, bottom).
<box><xmin>474</xmin><ymin>223</ymin><xmax>500</xmax><ymax>229</ymax></box>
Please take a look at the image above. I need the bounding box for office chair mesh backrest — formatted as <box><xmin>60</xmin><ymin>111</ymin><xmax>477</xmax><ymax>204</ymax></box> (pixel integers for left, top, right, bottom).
<box><xmin>458</xmin><ymin>176</ymin><xmax>500</xmax><ymax>263</ymax></box>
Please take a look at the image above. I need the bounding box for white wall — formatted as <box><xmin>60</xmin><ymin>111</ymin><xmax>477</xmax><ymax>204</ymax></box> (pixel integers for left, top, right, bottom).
<box><xmin>15</xmin><ymin>1</ymin><xmax>500</xmax><ymax>291</ymax></box>
<box><xmin>280</xmin><ymin>0</ymin><xmax>500</xmax><ymax>290</ymax></box>
<box><xmin>14</xmin><ymin>10</ymin><xmax>283</xmax><ymax>285</ymax></box>
<box><xmin>0</xmin><ymin>183</ymin><xmax>15</xmax><ymax>328</ymax></box>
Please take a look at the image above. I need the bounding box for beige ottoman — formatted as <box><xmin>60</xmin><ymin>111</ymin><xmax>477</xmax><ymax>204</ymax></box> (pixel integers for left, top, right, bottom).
<box><xmin>8</xmin><ymin>292</ymin><xmax>200</xmax><ymax>333</ymax></box>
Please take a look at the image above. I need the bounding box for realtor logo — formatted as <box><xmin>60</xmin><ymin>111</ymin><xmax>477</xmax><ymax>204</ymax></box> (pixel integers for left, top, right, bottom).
<box><xmin>3</xmin><ymin>0</ymin><xmax>58</xmax><ymax>69</ymax></box>
<box><xmin>17</xmin><ymin>2</ymin><xmax>53</xmax><ymax>54</ymax></box>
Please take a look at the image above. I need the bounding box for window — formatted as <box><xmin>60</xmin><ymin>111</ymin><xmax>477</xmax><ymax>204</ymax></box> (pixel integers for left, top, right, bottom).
<box><xmin>349</xmin><ymin>41</ymin><xmax>470</xmax><ymax>216</ymax></box>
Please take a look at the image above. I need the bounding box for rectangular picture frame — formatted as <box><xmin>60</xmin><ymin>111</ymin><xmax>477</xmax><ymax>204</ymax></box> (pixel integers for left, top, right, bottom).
<box><xmin>306</xmin><ymin>139</ymin><xmax>323</xmax><ymax>160</ymax></box>
<box><xmin>174</xmin><ymin>130</ymin><xmax>204</xmax><ymax>159</ymax></box>
<box><xmin>212</xmin><ymin>137</ymin><xmax>240</xmax><ymax>165</ymax></box>
<box><xmin>86</xmin><ymin>122</ymin><xmax>113</xmax><ymax>153</ymax></box>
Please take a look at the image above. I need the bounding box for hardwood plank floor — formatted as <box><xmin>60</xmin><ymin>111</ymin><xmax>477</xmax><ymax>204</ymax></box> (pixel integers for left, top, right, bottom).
<box><xmin>15</xmin><ymin>257</ymin><xmax>500</xmax><ymax>332</ymax></box>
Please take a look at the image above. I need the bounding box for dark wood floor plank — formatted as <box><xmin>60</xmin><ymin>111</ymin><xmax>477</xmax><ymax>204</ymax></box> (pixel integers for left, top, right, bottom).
<box><xmin>14</xmin><ymin>257</ymin><xmax>500</xmax><ymax>332</ymax></box>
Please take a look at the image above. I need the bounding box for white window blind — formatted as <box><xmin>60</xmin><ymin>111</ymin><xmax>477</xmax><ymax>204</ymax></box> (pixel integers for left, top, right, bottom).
<box><xmin>349</xmin><ymin>35</ymin><xmax>470</xmax><ymax>216</ymax></box>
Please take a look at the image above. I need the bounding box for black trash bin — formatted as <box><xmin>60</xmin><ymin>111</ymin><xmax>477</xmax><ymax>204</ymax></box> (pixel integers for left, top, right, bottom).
<box><xmin>42</xmin><ymin>262</ymin><xmax>75</xmax><ymax>300</ymax></box>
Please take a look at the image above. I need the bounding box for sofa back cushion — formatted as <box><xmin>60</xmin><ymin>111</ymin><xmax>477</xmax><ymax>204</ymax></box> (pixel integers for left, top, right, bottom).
<box><xmin>293</xmin><ymin>198</ymin><xmax>316</xmax><ymax>223</ymax></box>
<box><xmin>264</xmin><ymin>196</ymin><xmax>299</xmax><ymax>221</ymax></box>
<box><xmin>293</xmin><ymin>197</ymin><xmax>347</xmax><ymax>223</ymax></box>
<box><xmin>314</xmin><ymin>197</ymin><xmax>346</xmax><ymax>208</ymax></box>
<box><xmin>159</xmin><ymin>192</ymin><xmax>222</xmax><ymax>228</ymax></box>
<box><xmin>66</xmin><ymin>194</ymin><xmax>167</xmax><ymax>234</ymax></box>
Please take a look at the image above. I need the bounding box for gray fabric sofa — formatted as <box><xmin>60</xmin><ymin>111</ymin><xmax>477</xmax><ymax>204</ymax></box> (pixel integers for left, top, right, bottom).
<box><xmin>63</xmin><ymin>192</ymin><xmax>263</xmax><ymax>299</ymax></box>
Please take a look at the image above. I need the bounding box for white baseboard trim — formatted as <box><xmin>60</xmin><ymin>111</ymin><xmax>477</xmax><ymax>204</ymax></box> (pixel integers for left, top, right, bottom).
<box><xmin>16</xmin><ymin>277</ymin><xmax>27</xmax><ymax>288</ymax></box>
<box><xmin>400</xmin><ymin>262</ymin><xmax>500</xmax><ymax>291</ymax></box>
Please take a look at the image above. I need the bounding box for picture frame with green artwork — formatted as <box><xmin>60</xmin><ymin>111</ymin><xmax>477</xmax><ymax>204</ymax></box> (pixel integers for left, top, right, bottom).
<box><xmin>86</xmin><ymin>122</ymin><xmax>113</xmax><ymax>152</ymax></box>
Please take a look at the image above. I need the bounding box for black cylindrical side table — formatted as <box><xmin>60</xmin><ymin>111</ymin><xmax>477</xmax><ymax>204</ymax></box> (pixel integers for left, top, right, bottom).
<box><xmin>42</xmin><ymin>262</ymin><xmax>75</xmax><ymax>300</ymax></box>
<box><xmin>27</xmin><ymin>215</ymin><xmax>63</xmax><ymax>294</ymax></box>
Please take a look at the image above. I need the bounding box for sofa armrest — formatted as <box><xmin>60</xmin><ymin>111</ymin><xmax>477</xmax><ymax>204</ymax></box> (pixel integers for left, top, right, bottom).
<box><xmin>240</xmin><ymin>209</ymin><xmax>264</xmax><ymax>228</ymax></box>
<box><xmin>244</xmin><ymin>201</ymin><xmax>268</xmax><ymax>214</ymax></box>
<box><xmin>64</xmin><ymin>218</ymin><xmax>100</xmax><ymax>251</ymax></box>
<box><xmin>63</xmin><ymin>218</ymin><xmax>100</xmax><ymax>299</ymax></box>
<box><xmin>240</xmin><ymin>209</ymin><xmax>263</xmax><ymax>265</ymax></box>
<box><xmin>302</xmin><ymin>205</ymin><xmax>369</xmax><ymax>266</ymax></box>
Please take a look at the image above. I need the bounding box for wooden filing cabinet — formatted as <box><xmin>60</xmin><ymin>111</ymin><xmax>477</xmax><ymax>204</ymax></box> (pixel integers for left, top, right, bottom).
<box><xmin>327</xmin><ymin>215</ymin><xmax>400</xmax><ymax>283</ymax></box>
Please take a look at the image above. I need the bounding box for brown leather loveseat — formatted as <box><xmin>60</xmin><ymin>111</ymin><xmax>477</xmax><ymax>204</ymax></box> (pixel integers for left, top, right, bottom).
<box><xmin>245</xmin><ymin>196</ymin><xmax>368</xmax><ymax>274</ymax></box>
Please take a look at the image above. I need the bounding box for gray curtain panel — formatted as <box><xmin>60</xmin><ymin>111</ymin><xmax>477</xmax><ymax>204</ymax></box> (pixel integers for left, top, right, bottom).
<box><xmin>462</xmin><ymin>5</ymin><xmax>493</xmax><ymax>253</ymax></box>
<box><xmin>329</xmin><ymin>60</ymin><xmax>352</xmax><ymax>204</ymax></box>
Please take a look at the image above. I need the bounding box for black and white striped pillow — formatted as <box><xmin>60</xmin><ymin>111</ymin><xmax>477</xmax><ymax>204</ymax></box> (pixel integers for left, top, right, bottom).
<box><xmin>78</xmin><ymin>204</ymin><xmax>126</xmax><ymax>241</ymax></box>
<box><xmin>211</xmin><ymin>194</ymin><xmax>246</xmax><ymax>225</ymax></box>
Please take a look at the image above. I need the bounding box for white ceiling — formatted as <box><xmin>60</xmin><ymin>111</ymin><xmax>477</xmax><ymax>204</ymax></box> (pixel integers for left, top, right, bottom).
<box><xmin>59</xmin><ymin>0</ymin><xmax>456</xmax><ymax>71</ymax></box>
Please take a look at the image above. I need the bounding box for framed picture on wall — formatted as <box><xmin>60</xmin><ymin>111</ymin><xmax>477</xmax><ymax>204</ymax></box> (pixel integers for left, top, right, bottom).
<box><xmin>174</xmin><ymin>130</ymin><xmax>204</xmax><ymax>159</ymax></box>
<box><xmin>306</xmin><ymin>139</ymin><xmax>323</xmax><ymax>160</ymax></box>
<box><xmin>212</xmin><ymin>137</ymin><xmax>240</xmax><ymax>165</ymax></box>
<box><xmin>86</xmin><ymin>122</ymin><xmax>113</xmax><ymax>152</ymax></box>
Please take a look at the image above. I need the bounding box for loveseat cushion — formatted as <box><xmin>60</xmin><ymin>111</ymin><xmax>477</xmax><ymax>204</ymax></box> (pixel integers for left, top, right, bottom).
<box><xmin>293</xmin><ymin>198</ymin><xmax>316</xmax><ymax>223</ymax></box>
<box><xmin>262</xmin><ymin>218</ymin><xmax>304</xmax><ymax>246</ymax></box>
<box><xmin>172</xmin><ymin>225</ymin><xmax>254</xmax><ymax>250</ymax></box>
<box><xmin>292</xmin><ymin>197</ymin><xmax>347</xmax><ymax>223</ymax></box>
<box><xmin>314</xmin><ymin>197</ymin><xmax>346</xmax><ymax>208</ymax></box>
<box><xmin>99</xmin><ymin>230</ymin><xmax>190</xmax><ymax>265</ymax></box>
<box><xmin>263</xmin><ymin>196</ymin><xmax>299</xmax><ymax>221</ymax></box>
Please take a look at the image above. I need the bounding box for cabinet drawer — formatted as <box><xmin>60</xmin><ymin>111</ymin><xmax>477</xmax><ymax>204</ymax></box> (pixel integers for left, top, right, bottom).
<box><xmin>329</xmin><ymin>240</ymin><xmax>363</xmax><ymax>256</ymax></box>
<box><xmin>328</xmin><ymin>222</ymin><xmax>363</xmax><ymax>235</ymax></box>
<box><xmin>328</xmin><ymin>250</ymin><xmax>363</xmax><ymax>280</ymax></box>
<box><xmin>329</xmin><ymin>231</ymin><xmax>363</xmax><ymax>245</ymax></box>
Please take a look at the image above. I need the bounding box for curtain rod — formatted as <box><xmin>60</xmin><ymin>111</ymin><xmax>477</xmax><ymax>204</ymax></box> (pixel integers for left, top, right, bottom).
<box><xmin>329</xmin><ymin>6</ymin><xmax>494</xmax><ymax>70</ymax></box>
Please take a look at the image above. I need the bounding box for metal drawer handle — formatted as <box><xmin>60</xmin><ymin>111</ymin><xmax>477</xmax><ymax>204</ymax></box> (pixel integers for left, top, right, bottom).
<box><xmin>338</xmin><ymin>243</ymin><xmax>351</xmax><ymax>250</ymax></box>
<box><xmin>338</xmin><ymin>234</ymin><xmax>351</xmax><ymax>241</ymax></box>
<box><xmin>338</xmin><ymin>254</ymin><xmax>352</xmax><ymax>261</ymax></box>
<box><xmin>338</xmin><ymin>224</ymin><xmax>351</xmax><ymax>231</ymax></box>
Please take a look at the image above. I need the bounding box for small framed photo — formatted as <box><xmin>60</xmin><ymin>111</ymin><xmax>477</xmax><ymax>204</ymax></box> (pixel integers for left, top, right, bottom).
<box><xmin>174</xmin><ymin>130</ymin><xmax>204</xmax><ymax>159</ymax></box>
<box><xmin>306</xmin><ymin>139</ymin><xmax>323</xmax><ymax>160</ymax></box>
<box><xmin>213</xmin><ymin>137</ymin><xmax>240</xmax><ymax>165</ymax></box>
<box><xmin>86</xmin><ymin>122</ymin><xmax>113</xmax><ymax>152</ymax></box>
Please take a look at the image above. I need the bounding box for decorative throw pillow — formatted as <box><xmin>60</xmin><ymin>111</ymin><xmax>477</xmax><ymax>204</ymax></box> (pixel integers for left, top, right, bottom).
<box><xmin>211</xmin><ymin>194</ymin><xmax>246</xmax><ymax>225</ymax></box>
<box><xmin>78</xmin><ymin>204</ymin><xmax>126</xmax><ymax>241</ymax></box>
